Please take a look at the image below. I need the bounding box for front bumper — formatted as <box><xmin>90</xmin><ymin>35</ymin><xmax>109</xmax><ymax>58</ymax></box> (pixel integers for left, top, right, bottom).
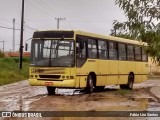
<box><xmin>29</xmin><ymin>79</ymin><xmax>75</xmax><ymax>88</ymax></box>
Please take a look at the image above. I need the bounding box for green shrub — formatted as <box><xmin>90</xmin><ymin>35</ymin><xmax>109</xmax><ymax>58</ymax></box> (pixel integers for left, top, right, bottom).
<box><xmin>0</xmin><ymin>57</ymin><xmax>30</xmax><ymax>85</ymax></box>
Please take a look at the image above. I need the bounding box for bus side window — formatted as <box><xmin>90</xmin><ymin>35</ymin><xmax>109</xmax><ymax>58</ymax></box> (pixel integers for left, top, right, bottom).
<box><xmin>76</xmin><ymin>41</ymin><xmax>86</xmax><ymax>58</ymax></box>
<box><xmin>135</xmin><ymin>46</ymin><xmax>142</xmax><ymax>61</ymax></box>
<box><xmin>118</xmin><ymin>43</ymin><xmax>126</xmax><ymax>60</ymax></box>
<box><xmin>127</xmin><ymin>45</ymin><xmax>134</xmax><ymax>61</ymax></box>
<box><xmin>98</xmin><ymin>40</ymin><xmax>108</xmax><ymax>59</ymax></box>
<box><xmin>109</xmin><ymin>42</ymin><xmax>118</xmax><ymax>60</ymax></box>
<box><xmin>88</xmin><ymin>39</ymin><xmax>97</xmax><ymax>58</ymax></box>
<box><xmin>76</xmin><ymin>37</ymin><xmax>87</xmax><ymax>67</ymax></box>
<box><xmin>142</xmin><ymin>48</ymin><xmax>148</xmax><ymax>61</ymax></box>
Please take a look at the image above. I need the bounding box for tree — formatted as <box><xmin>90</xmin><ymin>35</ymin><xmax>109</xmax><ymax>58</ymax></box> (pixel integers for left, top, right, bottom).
<box><xmin>111</xmin><ymin>0</ymin><xmax>160</xmax><ymax>63</ymax></box>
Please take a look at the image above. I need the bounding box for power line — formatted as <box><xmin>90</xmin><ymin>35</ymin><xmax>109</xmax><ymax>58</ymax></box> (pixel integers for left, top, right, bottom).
<box><xmin>0</xmin><ymin>25</ymin><xmax>20</xmax><ymax>30</ymax></box>
<box><xmin>39</xmin><ymin>0</ymin><xmax>59</xmax><ymax>15</ymax></box>
<box><xmin>35</xmin><ymin>0</ymin><xmax>75</xmax><ymax>29</ymax></box>
<box><xmin>24</xmin><ymin>22</ymin><xmax>38</xmax><ymax>31</ymax></box>
<box><xmin>25</xmin><ymin>25</ymin><xmax>38</xmax><ymax>31</ymax></box>
<box><xmin>26</xmin><ymin>0</ymin><xmax>75</xmax><ymax>29</ymax></box>
<box><xmin>0</xmin><ymin>24</ymin><xmax>37</xmax><ymax>31</ymax></box>
<box><xmin>27</xmin><ymin>0</ymin><xmax>54</xmax><ymax>17</ymax></box>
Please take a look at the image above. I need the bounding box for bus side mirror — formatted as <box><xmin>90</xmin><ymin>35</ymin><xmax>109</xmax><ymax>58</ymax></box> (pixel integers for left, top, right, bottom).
<box><xmin>25</xmin><ymin>43</ymin><xmax>28</xmax><ymax>51</ymax></box>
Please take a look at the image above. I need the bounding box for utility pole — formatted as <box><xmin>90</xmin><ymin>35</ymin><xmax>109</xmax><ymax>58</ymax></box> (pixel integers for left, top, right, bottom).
<box><xmin>19</xmin><ymin>0</ymin><xmax>24</xmax><ymax>69</ymax></box>
<box><xmin>13</xmin><ymin>18</ymin><xmax>15</xmax><ymax>52</ymax></box>
<box><xmin>0</xmin><ymin>41</ymin><xmax>5</xmax><ymax>52</ymax></box>
<box><xmin>55</xmin><ymin>17</ymin><xmax>65</xmax><ymax>29</ymax></box>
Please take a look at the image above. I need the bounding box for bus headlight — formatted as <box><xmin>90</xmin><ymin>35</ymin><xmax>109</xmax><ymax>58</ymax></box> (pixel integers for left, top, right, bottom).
<box><xmin>62</xmin><ymin>76</ymin><xmax>65</xmax><ymax>79</ymax></box>
<box><xmin>66</xmin><ymin>76</ymin><xmax>69</xmax><ymax>79</ymax></box>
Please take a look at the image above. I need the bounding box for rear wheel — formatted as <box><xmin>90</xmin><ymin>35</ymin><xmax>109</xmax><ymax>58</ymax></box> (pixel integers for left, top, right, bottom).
<box><xmin>47</xmin><ymin>86</ymin><xmax>56</xmax><ymax>95</ymax></box>
<box><xmin>85</xmin><ymin>75</ymin><xmax>94</xmax><ymax>93</ymax></box>
<box><xmin>126</xmin><ymin>74</ymin><xmax>134</xmax><ymax>90</ymax></box>
<box><xmin>120</xmin><ymin>74</ymin><xmax>134</xmax><ymax>90</ymax></box>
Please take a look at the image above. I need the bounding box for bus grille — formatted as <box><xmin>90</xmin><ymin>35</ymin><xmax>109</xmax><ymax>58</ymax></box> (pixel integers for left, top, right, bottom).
<box><xmin>39</xmin><ymin>75</ymin><xmax>61</xmax><ymax>79</ymax></box>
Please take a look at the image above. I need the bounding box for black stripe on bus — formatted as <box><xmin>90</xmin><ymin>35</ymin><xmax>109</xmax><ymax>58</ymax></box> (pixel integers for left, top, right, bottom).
<box><xmin>76</xmin><ymin>74</ymin><xmax>148</xmax><ymax>76</ymax></box>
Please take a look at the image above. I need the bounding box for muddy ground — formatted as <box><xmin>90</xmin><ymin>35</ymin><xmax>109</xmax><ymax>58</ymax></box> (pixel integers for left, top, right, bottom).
<box><xmin>0</xmin><ymin>79</ymin><xmax>160</xmax><ymax>120</ymax></box>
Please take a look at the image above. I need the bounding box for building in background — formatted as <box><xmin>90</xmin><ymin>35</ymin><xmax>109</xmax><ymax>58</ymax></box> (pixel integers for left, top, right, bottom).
<box><xmin>4</xmin><ymin>52</ymin><xmax>30</xmax><ymax>57</ymax></box>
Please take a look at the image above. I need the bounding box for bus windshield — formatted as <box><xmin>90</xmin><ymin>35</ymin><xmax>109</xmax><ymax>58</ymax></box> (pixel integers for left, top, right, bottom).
<box><xmin>31</xmin><ymin>39</ymin><xmax>75</xmax><ymax>67</ymax></box>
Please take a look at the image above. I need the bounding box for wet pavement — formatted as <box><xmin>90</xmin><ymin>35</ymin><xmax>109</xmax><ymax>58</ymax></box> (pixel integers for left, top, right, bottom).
<box><xmin>0</xmin><ymin>79</ymin><xmax>160</xmax><ymax>120</ymax></box>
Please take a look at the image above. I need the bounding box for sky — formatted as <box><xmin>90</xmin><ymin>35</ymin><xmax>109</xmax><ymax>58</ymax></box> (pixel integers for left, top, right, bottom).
<box><xmin>0</xmin><ymin>0</ymin><xmax>126</xmax><ymax>52</ymax></box>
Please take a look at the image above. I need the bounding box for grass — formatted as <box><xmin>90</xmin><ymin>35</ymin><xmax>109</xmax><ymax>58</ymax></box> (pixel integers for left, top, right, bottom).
<box><xmin>113</xmin><ymin>89</ymin><xmax>132</xmax><ymax>96</ymax></box>
<box><xmin>0</xmin><ymin>57</ymin><xmax>30</xmax><ymax>86</ymax></box>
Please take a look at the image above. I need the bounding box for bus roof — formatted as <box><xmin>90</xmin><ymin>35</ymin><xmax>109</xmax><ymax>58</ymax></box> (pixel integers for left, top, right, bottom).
<box><xmin>34</xmin><ymin>30</ymin><xmax>147</xmax><ymax>46</ymax></box>
<box><xmin>74</xmin><ymin>30</ymin><xmax>147</xmax><ymax>46</ymax></box>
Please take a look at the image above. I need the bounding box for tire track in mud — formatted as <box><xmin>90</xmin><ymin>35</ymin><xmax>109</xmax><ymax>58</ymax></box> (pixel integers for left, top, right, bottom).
<box><xmin>0</xmin><ymin>80</ymin><xmax>160</xmax><ymax>112</ymax></box>
<box><xmin>148</xmin><ymin>88</ymin><xmax>160</xmax><ymax>103</ymax></box>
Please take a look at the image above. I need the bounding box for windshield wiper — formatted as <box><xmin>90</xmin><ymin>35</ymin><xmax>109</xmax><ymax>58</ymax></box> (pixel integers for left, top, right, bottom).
<box><xmin>49</xmin><ymin>40</ymin><xmax>53</xmax><ymax>66</ymax></box>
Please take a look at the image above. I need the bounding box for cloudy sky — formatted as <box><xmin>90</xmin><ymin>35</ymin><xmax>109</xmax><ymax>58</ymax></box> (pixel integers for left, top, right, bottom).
<box><xmin>0</xmin><ymin>0</ymin><xmax>126</xmax><ymax>51</ymax></box>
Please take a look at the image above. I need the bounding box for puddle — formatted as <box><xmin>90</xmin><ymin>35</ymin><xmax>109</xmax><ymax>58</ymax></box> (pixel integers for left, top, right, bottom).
<box><xmin>0</xmin><ymin>79</ymin><xmax>160</xmax><ymax>120</ymax></box>
<box><xmin>56</xmin><ymin>88</ymin><xmax>84</xmax><ymax>95</ymax></box>
<box><xmin>23</xmin><ymin>95</ymin><xmax>47</xmax><ymax>111</ymax></box>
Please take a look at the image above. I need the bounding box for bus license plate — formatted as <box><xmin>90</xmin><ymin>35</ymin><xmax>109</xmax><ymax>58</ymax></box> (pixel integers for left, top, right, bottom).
<box><xmin>45</xmin><ymin>82</ymin><xmax>53</xmax><ymax>86</ymax></box>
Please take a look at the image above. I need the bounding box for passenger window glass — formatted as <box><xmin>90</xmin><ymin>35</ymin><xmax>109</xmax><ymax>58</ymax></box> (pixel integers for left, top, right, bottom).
<box><xmin>135</xmin><ymin>46</ymin><xmax>142</xmax><ymax>61</ymax></box>
<box><xmin>76</xmin><ymin>41</ymin><xmax>86</xmax><ymax>58</ymax></box>
<box><xmin>88</xmin><ymin>39</ymin><xmax>97</xmax><ymax>58</ymax></box>
<box><xmin>109</xmin><ymin>42</ymin><xmax>117</xmax><ymax>60</ymax></box>
<box><xmin>127</xmin><ymin>45</ymin><xmax>134</xmax><ymax>61</ymax></box>
<box><xmin>142</xmin><ymin>48</ymin><xmax>148</xmax><ymax>61</ymax></box>
<box><xmin>98</xmin><ymin>40</ymin><xmax>108</xmax><ymax>59</ymax></box>
<box><xmin>118</xmin><ymin>43</ymin><xmax>126</xmax><ymax>60</ymax></box>
<box><xmin>76</xmin><ymin>37</ymin><xmax>87</xmax><ymax>67</ymax></box>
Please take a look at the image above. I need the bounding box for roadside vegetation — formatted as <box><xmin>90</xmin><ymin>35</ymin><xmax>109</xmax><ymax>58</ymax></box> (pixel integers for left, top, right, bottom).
<box><xmin>113</xmin><ymin>89</ymin><xmax>132</xmax><ymax>96</ymax></box>
<box><xmin>0</xmin><ymin>57</ymin><xmax>30</xmax><ymax>85</ymax></box>
<box><xmin>111</xmin><ymin>0</ymin><xmax>160</xmax><ymax>64</ymax></box>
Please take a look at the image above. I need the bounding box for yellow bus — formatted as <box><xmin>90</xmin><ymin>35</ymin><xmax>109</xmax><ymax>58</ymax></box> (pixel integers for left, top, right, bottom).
<box><xmin>29</xmin><ymin>30</ymin><xmax>148</xmax><ymax>94</ymax></box>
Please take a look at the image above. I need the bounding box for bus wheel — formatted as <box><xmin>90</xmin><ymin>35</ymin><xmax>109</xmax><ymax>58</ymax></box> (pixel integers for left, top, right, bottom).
<box><xmin>47</xmin><ymin>86</ymin><xmax>56</xmax><ymax>95</ymax></box>
<box><xmin>85</xmin><ymin>75</ymin><xmax>94</xmax><ymax>93</ymax></box>
<box><xmin>126</xmin><ymin>74</ymin><xmax>134</xmax><ymax>90</ymax></box>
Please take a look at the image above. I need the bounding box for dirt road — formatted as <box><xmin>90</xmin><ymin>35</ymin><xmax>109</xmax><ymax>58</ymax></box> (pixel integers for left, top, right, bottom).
<box><xmin>0</xmin><ymin>79</ymin><xmax>160</xmax><ymax>120</ymax></box>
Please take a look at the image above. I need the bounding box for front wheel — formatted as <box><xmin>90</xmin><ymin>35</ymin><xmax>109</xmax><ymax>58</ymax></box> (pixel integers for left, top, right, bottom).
<box><xmin>85</xmin><ymin>75</ymin><xmax>94</xmax><ymax>93</ymax></box>
<box><xmin>47</xmin><ymin>86</ymin><xmax>56</xmax><ymax>95</ymax></box>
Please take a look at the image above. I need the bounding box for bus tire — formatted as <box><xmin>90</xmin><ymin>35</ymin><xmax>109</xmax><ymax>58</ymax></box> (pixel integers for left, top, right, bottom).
<box><xmin>47</xmin><ymin>86</ymin><xmax>56</xmax><ymax>95</ymax></box>
<box><xmin>126</xmin><ymin>74</ymin><xmax>134</xmax><ymax>90</ymax></box>
<box><xmin>120</xmin><ymin>74</ymin><xmax>134</xmax><ymax>90</ymax></box>
<box><xmin>85</xmin><ymin>75</ymin><xmax>94</xmax><ymax>93</ymax></box>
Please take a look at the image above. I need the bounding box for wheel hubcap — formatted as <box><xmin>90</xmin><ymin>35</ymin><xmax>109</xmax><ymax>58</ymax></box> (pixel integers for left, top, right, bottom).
<box><xmin>129</xmin><ymin>76</ymin><xmax>133</xmax><ymax>88</ymax></box>
<box><xmin>89</xmin><ymin>78</ymin><xmax>93</xmax><ymax>92</ymax></box>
